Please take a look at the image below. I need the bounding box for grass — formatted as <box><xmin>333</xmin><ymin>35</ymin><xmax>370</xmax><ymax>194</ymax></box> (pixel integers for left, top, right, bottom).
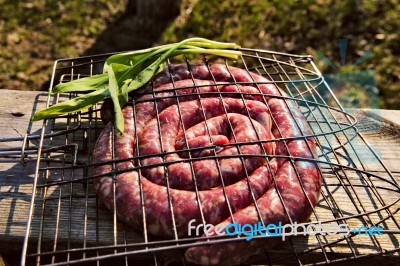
<box><xmin>0</xmin><ymin>0</ymin><xmax>127</xmax><ymax>90</ymax></box>
<box><xmin>0</xmin><ymin>0</ymin><xmax>399</xmax><ymax>109</ymax></box>
<box><xmin>161</xmin><ymin>0</ymin><xmax>400</xmax><ymax>109</ymax></box>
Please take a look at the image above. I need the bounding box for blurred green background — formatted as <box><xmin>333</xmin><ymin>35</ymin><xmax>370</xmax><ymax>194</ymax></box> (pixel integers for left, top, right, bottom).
<box><xmin>0</xmin><ymin>0</ymin><xmax>398</xmax><ymax>109</ymax></box>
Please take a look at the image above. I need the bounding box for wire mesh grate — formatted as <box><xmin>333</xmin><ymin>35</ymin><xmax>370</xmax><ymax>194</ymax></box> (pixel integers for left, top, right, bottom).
<box><xmin>21</xmin><ymin>49</ymin><xmax>400</xmax><ymax>265</ymax></box>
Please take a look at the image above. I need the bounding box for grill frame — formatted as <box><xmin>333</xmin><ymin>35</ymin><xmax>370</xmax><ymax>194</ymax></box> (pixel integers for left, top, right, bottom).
<box><xmin>20</xmin><ymin>48</ymin><xmax>400</xmax><ymax>265</ymax></box>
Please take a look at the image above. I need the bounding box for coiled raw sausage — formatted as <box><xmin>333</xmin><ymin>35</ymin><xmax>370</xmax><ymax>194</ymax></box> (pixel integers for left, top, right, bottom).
<box><xmin>92</xmin><ymin>63</ymin><xmax>321</xmax><ymax>265</ymax></box>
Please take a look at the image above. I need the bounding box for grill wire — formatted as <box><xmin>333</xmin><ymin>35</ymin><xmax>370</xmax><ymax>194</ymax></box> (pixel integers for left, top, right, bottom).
<box><xmin>20</xmin><ymin>49</ymin><xmax>400</xmax><ymax>265</ymax></box>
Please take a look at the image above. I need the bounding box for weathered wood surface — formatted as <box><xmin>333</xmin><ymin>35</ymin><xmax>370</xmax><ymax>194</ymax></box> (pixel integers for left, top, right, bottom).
<box><xmin>0</xmin><ymin>90</ymin><xmax>48</xmax><ymax>248</ymax></box>
<box><xmin>0</xmin><ymin>89</ymin><xmax>400</xmax><ymax>265</ymax></box>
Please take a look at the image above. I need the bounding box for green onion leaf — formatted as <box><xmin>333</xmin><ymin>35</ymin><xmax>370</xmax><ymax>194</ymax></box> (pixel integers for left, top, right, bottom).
<box><xmin>103</xmin><ymin>44</ymin><xmax>171</xmax><ymax>72</ymax></box>
<box><xmin>52</xmin><ymin>73</ymin><xmax>109</xmax><ymax>94</ymax></box>
<box><xmin>31</xmin><ymin>37</ymin><xmax>242</xmax><ymax>135</ymax></box>
<box><xmin>108</xmin><ymin>64</ymin><xmax>124</xmax><ymax>134</ymax></box>
<box><xmin>31</xmin><ymin>88</ymin><xmax>110</xmax><ymax>121</ymax></box>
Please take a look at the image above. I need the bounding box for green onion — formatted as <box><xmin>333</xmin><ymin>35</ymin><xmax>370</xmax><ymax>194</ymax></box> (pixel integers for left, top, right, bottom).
<box><xmin>31</xmin><ymin>38</ymin><xmax>241</xmax><ymax>133</ymax></box>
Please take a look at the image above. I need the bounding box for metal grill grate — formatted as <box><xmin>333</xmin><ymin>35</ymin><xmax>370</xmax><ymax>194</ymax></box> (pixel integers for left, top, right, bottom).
<box><xmin>21</xmin><ymin>49</ymin><xmax>400</xmax><ymax>265</ymax></box>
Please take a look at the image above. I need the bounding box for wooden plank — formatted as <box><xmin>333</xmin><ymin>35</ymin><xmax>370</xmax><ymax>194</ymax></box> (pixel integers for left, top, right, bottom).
<box><xmin>1</xmin><ymin>90</ymin><xmax>400</xmax><ymax>264</ymax></box>
<box><xmin>0</xmin><ymin>90</ymin><xmax>50</xmax><ymax>254</ymax></box>
<box><xmin>0</xmin><ymin>90</ymin><xmax>49</xmax><ymax>133</ymax></box>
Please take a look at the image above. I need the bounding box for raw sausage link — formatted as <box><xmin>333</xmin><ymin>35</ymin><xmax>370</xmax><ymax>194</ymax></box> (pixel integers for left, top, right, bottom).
<box><xmin>138</xmin><ymin>99</ymin><xmax>274</xmax><ymax>190</ymax></box>
<box><xmin>93</xmin><ymin>106</ymin><xmax>275</xmax><ymax>233</ymax></box>
<box><xmin>92</xmin><ymin>63</ymin><xmax>321</xmax><ymax>265</ymax></box>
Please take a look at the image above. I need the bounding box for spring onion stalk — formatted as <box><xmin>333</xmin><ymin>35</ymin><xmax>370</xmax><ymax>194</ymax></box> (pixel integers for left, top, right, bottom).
<box><xmin>31</xmin><ymin>38</ymin><xmax>241</xmax><ymax>133</ymax></box>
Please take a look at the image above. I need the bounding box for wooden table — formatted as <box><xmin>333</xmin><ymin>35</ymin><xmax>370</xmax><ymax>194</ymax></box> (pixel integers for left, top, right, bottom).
<box><xmin>1</xmin><ymin>89</ymin><xmax>400</xmax><ymax>265</ymax></box>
